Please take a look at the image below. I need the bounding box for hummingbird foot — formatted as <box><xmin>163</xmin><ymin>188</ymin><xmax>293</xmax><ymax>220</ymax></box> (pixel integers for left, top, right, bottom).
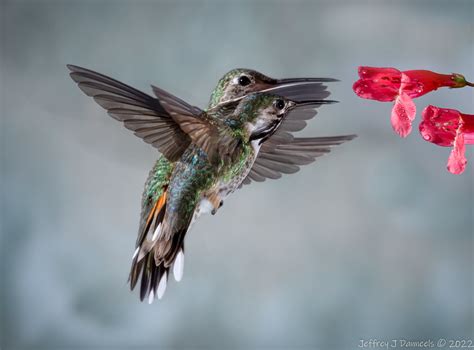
<box><xmin>211</xmin><ymin>201</ymin><xmax>224</xmax><ymax>215</ymax></box>
<box><xmin>202</xmin><ymin>191</ymin><xmax>223</xmax><ymax>216</ymax></box>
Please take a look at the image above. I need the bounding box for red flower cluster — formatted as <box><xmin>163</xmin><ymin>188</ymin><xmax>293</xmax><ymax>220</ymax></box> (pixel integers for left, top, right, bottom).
<box><xmin>353</xmin><ymin>66</ymin><xmax>473</xmax><ymax>174</ymax></box>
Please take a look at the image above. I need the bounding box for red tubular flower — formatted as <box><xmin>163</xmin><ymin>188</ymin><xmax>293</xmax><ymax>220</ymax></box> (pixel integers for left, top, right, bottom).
<box><xmin>353</xmin><ymin>67</ymin><xmax>470</xmax><ymax>138</ymax></box>
<box><xmin>419</xmin><ymin>105</ymin><xmax>474</xmax><ymax>175</ymax></box>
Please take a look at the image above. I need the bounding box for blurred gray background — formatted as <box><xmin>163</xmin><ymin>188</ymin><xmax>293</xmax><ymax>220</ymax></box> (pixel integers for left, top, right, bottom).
<box><xmin>1</xmin><ymin>0</ymin><xmax>473</xmax><ymax>349</ymax></box>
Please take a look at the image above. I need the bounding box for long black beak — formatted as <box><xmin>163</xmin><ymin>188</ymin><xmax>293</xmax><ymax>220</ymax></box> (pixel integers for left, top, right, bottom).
<box><xmin>261</xmin><ymin>77</ymin><xmax>338</xmax><ymax>103</ymax></box>
<box><xmin>275</xmin><ymin>77</ymin><xmax>339</xmax><ymax>84</ymax></box>
<box><xmin>290</xmin><ymin>99</ymin><xmax>339</xmax><ymax>108</ymax></box>
<box><xmin>214</xmin><ymin>76</ymin><xmax>339</xmax><ymax>108</ymax></box>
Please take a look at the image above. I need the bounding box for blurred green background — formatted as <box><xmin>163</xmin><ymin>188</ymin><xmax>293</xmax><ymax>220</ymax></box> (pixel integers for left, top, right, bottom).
<box><xmin>1</xmin><ymin>0</ymin><xmax>472</xmax><ymax>349</ymax></box>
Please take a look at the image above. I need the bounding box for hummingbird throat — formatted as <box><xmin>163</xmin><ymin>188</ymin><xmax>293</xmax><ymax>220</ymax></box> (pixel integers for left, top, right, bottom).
<box><xmin>248</xmin><ymin>118</ymin><xmax>283</xmax><ymax>145</ymax></box>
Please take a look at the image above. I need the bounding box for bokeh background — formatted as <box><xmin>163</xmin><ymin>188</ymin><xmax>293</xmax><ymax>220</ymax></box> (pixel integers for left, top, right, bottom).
<box><xmin>1</xmin><ymin>0</ymin><xmax>473</xmax><ymax>349</ymax></box>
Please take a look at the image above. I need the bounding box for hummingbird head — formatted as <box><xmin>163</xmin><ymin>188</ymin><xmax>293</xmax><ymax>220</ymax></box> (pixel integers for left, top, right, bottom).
<box><xmin>227</xmin><ymin>93</ymin><xmax>320</xmax><ymax>145</ymax></box>
<box><xmin>208</xmin><ymin>69</ymin><xmax>274</xmax><ymax>109</ymax></box>
<box><xmin>207</xmin><ymin>68</ymin><xmax>338</xmax><ymax>110</ymax></box>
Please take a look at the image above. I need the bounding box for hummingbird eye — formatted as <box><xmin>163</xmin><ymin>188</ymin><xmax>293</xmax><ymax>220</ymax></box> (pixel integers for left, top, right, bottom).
<box><xmin>274</xmin><ymin>99</ymin><xmax>286</xmax><ymax>111</ymax></box>
<box><xmin>238</xmin><ymin>75</ymin><xmax>251</xmax><ymax>86</ymax></box>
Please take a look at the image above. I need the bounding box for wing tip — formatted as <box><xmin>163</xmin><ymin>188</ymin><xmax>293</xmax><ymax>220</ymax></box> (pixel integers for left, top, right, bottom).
<box><xmin>344</xmin><ymin>134</ymin><xmax>358</xmax><ymax>141</ymax></box>
<box><xmin>321</xmin><ymin>78</ymin><xmax>340</xmax><ymax>82</ymax></box>
<box><xmin>66</xmin><ymin>64</ymin><xmax>82</xmax><ymax>72</ymax></box>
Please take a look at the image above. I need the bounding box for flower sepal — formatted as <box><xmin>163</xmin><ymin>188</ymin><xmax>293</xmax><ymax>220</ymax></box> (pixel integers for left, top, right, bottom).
<box><xmin>450</xmin><ymin>73</ymin><xmax>471</xmax><ymax>88</ymax></box>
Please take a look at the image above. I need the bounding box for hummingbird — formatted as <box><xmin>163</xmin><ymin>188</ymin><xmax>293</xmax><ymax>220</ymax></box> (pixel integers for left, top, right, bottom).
<box><xmin>67</xmin><ymin>65</ymin><xmax>356</xmax><ymax>302</ymax></box>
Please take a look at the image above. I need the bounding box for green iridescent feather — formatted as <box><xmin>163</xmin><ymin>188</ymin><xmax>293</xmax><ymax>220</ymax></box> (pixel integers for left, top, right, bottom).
<box><xmin>221</xmin><ymin>143</ymin><xmax>253</xmax><ymax>183</ymax></box>
<box><xmin>144</xmin><ymin>156</ymin><xmax>174</xmax><ymax>203</ymax></box>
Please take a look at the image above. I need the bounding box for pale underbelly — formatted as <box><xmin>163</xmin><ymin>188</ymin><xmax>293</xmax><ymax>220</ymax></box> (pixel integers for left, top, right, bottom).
<box><xmin>193</xmin><ymin>147</ymin><xmax>259</xmax><ymax>220</ymax></box>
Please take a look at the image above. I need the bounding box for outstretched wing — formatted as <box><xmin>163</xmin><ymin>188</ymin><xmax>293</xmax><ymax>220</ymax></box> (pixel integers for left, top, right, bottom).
<box><xmin>167</xmin><ymin>103</ymin><xmax>242</xmax><ymax>165</ymax></box>
<box><xmin>251</xmin><ymin>83</ymin><xmax>337</xmax><ymax>152</ymax></box>
<box><xmin>242</xmin><ymin>135</ymin><xmax>356</xmax><ymax>184</ymax></box>
<box><xmin>238</xmin><ymin>82</ymin><xmax>355</xmax><ymax>184</ymax></box>
<box><xmin>67</xmin><ymin>65</ymin><xmax>204</xmax><ymax>161</ymax></box>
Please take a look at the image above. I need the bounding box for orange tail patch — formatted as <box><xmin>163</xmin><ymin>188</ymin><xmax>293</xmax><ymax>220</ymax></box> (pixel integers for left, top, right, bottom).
<box><xmin>129</xmin><ymin>189</ymin><xmax>168</xmax><ymax>291</ymax></box>
<box><xmin>145</xmin><ymin>190</ymin><xmax>167</xmax><ymax>231</ymax></box>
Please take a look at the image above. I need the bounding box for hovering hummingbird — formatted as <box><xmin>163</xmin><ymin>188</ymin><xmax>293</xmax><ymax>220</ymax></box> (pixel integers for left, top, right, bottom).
<box><xmin>68</xmin><ymin>65</ymin><xmax>356</xmax><ymax>302</ymax></box>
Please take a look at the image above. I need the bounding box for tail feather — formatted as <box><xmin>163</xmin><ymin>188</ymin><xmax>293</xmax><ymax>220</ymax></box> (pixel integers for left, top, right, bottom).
<box><xmin>136</xmin><ymin>189</ymin><xmax>168</xmax><ymax>251</ymax></box>
<box><xmin>173</xmin><ymin>249</ymin><xmax>185</xmax><ymax>282</ymax></box>
<box><xmin>129</xmin><ymin>189</ymin><xmax>189</xmax><ymax>302</ymax></box>
<box><xmin>139</xmin><ymin>256</ymin><xmax>151</xmax><ymax>301</ymax></box>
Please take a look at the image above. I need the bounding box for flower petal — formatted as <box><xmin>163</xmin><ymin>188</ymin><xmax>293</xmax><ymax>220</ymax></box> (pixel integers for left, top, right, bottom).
<box><xmin>447</xmin><ymin>131</ymin><xmax>467</xmax><ymax>175</ymax></box>
<box><xmin>390</xmin><ymin>92</ymin><xmax>416</xmax><ymax>137</ymax></box>
<box><xmin>358</xmin><ymin>66</ymin><xmax>401</xmax><ymax>80</ymax></box>
<box><xmin>353</xmin><ymin>79</ymin><xmax>399</xmax><ymax>101</ymax></box>
<box><xmin>464</xmin><ymin>133</ymin><xmax>474</xmax><ymax>144</ymax></box>
<box><xmin>353</xmin><ymin>66</ymin><xmax>401</xmax><ymax>102</ymax></box>
<box><xmin>419</xmin><ymin>105</ymin><xmax>459</xmax><ymax>146</ymax></box>
<box><xmin>460</xmin><ymin>112</ymin><xmax>474</xmax><ymax>144</ymax></box>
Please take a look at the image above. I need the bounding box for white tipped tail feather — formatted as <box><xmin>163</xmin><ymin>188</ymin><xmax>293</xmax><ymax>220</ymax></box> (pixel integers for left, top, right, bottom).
<box><xmin>173</xmin><ymin>250</ymin><xmax>184</xmax><ymax>282</ymax></box>
<box><xmin>151</xmin><ymin>223</ymin><xmax>162</xmax><ymax>241</ymax></box>
<box><xmin>157</xmin><ymin>271</ymin><xmax>168</xmax><ymax>299</ymax></box>
<box><xmin>148</xmin><ymin>290</ymin><xmax>155</xmax><ymax>304</ymax></box>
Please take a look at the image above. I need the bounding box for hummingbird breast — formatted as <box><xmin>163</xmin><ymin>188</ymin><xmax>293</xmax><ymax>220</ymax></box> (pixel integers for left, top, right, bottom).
<box><xmin>168</xmin><ymin>141</ymin><xmax>258</xmax><ymax>224</ymax></box>
<box><xmin>196</xmin><ymin>143</ymin><xmax>257</xmax><ymax>218</ymax></box>
<box><xmin>214</xmin><ymin>141</ymin><xmax>258</xmax><ymax>199</ymax></box>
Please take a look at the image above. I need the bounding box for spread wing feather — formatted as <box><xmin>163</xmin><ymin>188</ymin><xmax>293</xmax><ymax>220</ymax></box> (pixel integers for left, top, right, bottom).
<box><xmin>67</xmin><ymin>65</ymin><xmax>205</xmax><ymax>161</ymax></box>
<box><xmin>166</xmin><ymin>103</ymin><xmax>242</xmax><ymax>165</ymax></box>
<box><xmin>243</xmin><ymin>135</ymin><xmax>356</xmax><ymax>185</ymax></box>
<box><xmin>240</xmin><ymin>79</ymin><xmax>355</xmax><ymax>185</ymax></box>
<box><xmin>151</xmin><ymin>85</ymin><xmax>202</xmax><ymax>116</ymax></box>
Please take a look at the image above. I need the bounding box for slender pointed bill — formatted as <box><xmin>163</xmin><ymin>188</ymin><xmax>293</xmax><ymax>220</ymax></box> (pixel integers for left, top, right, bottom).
<box><xmin>222</xmin><ymin>77</ymin><xmax>338</xmax><ymax>107</ymax></box>
<box><xmin>275</xmin><ymin>77</ymin><xmax>339</xmax><ymax>84</ymax></box>
<box><xmin>353</xmin><ymin>66</ymin><xmax>471</xmax><ymax>137</ymax></box>
<box><xmin>284</xmin><ymin>100</ymin><xmax>338</xmax><ymax>115</ymax></box>
<box><xmin>157</xmin><ymin>272</ymin><xmax>167</xmax><ymax>299</ymax></box>
<box><xmin>419</xmin><ymin>105</ymin><xmax>474</xmax><ymax>175</ymax></box>
<box><xmin>292</xmin><ymin>99</ymin><xmax>338</xmax><ymax>107</ymax></box>
<box><xmin>264</xmin><ymin>78</ymin><xmax>336</xmax><ymax>102</ymax></box>
<box><xmin>173</xmin><ymin>250</ymin><xmax>184</xmax><ymax>282</ymax></box>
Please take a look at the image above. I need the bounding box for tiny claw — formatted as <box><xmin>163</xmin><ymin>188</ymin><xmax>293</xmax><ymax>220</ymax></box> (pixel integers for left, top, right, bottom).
<box><xmin>211</xmin><ymin>201</ymin><xmax>223</xmax><ymax>215</ymax></box>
